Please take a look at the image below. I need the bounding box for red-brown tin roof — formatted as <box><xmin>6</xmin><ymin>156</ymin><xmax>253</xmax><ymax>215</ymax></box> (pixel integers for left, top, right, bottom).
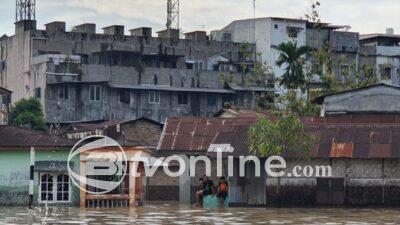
<box><xmin>0</xmin><ymin>126</ymin><xmax>74</xmax><ymax>149</ymax></box>
<box><xmin>158</xmin><ymin>115</ymin><xmax>400</xmax><ymax>159</ymax></box>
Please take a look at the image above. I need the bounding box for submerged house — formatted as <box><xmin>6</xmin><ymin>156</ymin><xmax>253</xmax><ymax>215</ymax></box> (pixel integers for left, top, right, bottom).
<box><xmin>0</xmin><ymin>126</ymin><xmax>77</xmax><ymax>206</ymax></box>
<box><xmin>157</xmin><ymin>115</ymin><xmax>400</xmax><ymax>206</ymax></box>
<box><xmin>61</xmin><ymin>118</ymin><xmax>164</xmax><ymax>206</ymax></box>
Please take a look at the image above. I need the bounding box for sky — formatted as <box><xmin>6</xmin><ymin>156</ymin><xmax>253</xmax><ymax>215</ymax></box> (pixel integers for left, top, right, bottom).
<box><xmin>0</xmin><ymin>0</ymin><xmax>399</xmax><ymax>36</ymax></box>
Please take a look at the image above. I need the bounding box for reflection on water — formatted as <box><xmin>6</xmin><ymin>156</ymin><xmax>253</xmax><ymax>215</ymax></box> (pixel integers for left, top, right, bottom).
<box><xmin>1</xmin><ymin>202</ymin><xmax>400</xmax><ymax>224</ymax></box>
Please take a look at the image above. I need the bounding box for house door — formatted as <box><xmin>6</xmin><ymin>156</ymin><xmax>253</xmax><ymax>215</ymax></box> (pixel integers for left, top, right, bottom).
<box><xmin>316</xmin><ymin>178</ymin><xmax>345</xmax><ymax>205</ymax></box>
<box><xmin>246</xmin><ymin>162</ymin><xmax>266</xmax><ymax>206</ymax></box>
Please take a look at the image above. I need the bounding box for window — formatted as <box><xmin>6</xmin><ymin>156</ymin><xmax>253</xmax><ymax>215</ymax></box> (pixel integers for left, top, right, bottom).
<box><xmin>207</xmin><ymin>94</ymin><xmax>217</xmax><ymax>106</ymax></box>
<box><xmin>149</xmin><ymin>90</ymin><xmax>160</xmax><ymax>104</ymax></box>
<box><xmin>35</xmin><ymin>87</ymin><xmax>41</xmax><ymax>99</ymax></box>
<box><xmin>194</xmin><ymin>61</ymin><xmax>204</xmax><ymax>71</ymax></box>
<box><xmin>287</xmin><ymin>27</ymin><xmax>300</xmax><ymax>38</ymax></box>
<box><xmin>213</xmin><ymin>64</ymin><xmax>220</xmax><ymax>71</ymax></box>
<box><xmin>40</xmin><ymin>173</ymin><xmax>70</xmax><ymax>203</ymax></box>
<box><xmin>178</xmin><ymin>93</ymin><xmax>188</xmax><ymax>105</ymax></box>
<box><xmin>274</xmin><ymin>24</ymin><xmax>279</xmax><ymax>29</ymax></box>
<box><xmin>59</xmin><ymin>85</ymin><xmax>69</xmax><ymax>100</ymax></box>
<box><xmin>89</xmin><ymin>86</ymin><xmax>101</xmax><ymax>101</ymax></box>
<box><xmin>381</xmin><ymin>66</ymin><xmax>392</xmax><ymax>80</ymax></box>
<box><xmin>118</xmin><ymin>89</ymin><xmax>130</xmax><ymax>104</ymax></box>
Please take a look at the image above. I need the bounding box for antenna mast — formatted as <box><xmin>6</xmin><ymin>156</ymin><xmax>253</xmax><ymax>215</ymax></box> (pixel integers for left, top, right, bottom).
<box><xmin>166</xmin><ymin>0</ymin><xmax>179</xmax><ymax>30</ymax></box>
<box><xmin>16</xmin><ymin>0</ymin><xmax>36</xmax><ymax>22</ymax></box>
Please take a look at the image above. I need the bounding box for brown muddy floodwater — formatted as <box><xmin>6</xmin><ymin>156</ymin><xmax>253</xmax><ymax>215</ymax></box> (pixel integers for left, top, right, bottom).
<box><xmin>1</xmin><ymin>202</ymin><xmax>400</xmax><ymax>224</ymax></box>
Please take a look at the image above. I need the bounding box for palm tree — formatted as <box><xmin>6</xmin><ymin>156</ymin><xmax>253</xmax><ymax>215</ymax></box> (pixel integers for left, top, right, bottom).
<box><xmin>276</xmin><ymin>42</ymin><xmax>312</xmax><ymax>91</ymax></box>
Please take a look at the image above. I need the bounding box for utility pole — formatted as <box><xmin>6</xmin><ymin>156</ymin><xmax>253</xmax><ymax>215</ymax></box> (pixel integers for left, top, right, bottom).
<box><xmin>166</xmin><ymin>0</ymin><xmax>180</xmax><ymax>30</ymax></box>
<box><xmin>253</xmin><ymin>0</ymin><xmax>257</xmax><ymax>61</ymax></box>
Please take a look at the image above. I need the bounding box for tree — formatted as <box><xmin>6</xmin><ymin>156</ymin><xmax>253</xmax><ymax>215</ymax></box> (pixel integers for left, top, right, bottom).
<box><xmin>9</xmin><ymin>98</ymin><xmax>47</xmax><ymax>132</ymax></box>
<box><xmin>248</xmin><ymin>114</ymin><xmax>315</xmax><ymax>157</ymax></box>
<box><xmin>276</xmin><ymin>41</ymin><xmax>312</xmax><ymax>91</ymax></box>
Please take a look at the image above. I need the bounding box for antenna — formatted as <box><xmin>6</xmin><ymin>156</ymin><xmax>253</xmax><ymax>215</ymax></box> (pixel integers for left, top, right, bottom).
<box><xmin>166</xmin><ymin>0</ymin><xmax>179</xmax><ymax>30</ymax></box>
<box><xmin>16</xmin><ymin>0</ymin><xmax>36</xmax><ymax>22</ymax></box>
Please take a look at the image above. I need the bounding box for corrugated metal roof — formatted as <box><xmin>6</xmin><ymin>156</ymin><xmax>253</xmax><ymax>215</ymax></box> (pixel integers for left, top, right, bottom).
<box><xmin>0</xmin><ymin>87</ymin><xmax>12</xmax><ymax>95</ymax></box>
<box><xmin>0</xmin><ymin>126</ymin><xmax>74</xmax><ymax>149</ymax></box>
<box><xmin>158</xmin><ymin>115</ymin><xmax>400</xmax><ymax>159</ymax></box>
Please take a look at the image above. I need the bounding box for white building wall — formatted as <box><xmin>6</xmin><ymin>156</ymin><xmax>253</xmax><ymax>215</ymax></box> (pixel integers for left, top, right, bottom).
<box><xmin>220</xmin><ymin>18</ymin><xmax>307</xmax><ymax>95</ymax></box>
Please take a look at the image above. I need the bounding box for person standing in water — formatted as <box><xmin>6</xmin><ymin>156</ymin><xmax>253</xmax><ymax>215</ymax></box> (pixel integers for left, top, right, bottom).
<box><xmin>217</xmin><ymin>177</ymin><xmax>228</xmax><ymax>207</ymax></box>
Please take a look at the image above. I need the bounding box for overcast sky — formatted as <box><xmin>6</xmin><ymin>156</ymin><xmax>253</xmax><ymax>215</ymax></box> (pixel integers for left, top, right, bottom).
<box><xmin>1</xmin><ymin>0</ymin><xmax>399</xmax><ymax>36</ymax></box>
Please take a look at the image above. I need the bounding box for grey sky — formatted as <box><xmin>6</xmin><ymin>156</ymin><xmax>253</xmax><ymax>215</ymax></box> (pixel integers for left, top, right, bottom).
<box><xmin>1</xmin><ymin>0</ymin><xmax>399</xmax><ymax>36</ymax></box>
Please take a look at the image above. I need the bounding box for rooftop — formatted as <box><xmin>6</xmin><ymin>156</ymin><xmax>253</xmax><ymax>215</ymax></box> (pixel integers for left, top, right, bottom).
<box><xmin>0</xmin><ymin>87</ymin><xmax>12</xmax><ymax>95</ymax></box>
<box><xmin>0</xmin><ymin>126</ymin><xmax>74</xmax><ymax>149</ymax></box>
<box><xmin>157</xmin><ymin>115</ymin><xmax>400</xmax><ymax>159</ymax></box>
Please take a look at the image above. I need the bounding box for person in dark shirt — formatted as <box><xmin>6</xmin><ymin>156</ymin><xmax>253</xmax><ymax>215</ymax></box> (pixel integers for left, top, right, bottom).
<box><xmin>195</xmin><ymin>175</ymin><xmax>214</xmax><ymax>207</ymax></box>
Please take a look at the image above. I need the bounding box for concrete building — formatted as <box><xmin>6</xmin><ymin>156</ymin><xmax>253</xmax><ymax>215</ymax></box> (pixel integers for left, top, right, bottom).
<box><xmin>211</xmin><ymin>18</ymin><xmax>359</xmax><ymax>94</ymax></box>
<box><xmin>0</xmin><ymin>19</ymin><xmax>265</xmax><ymax>124</ymax></box>
<box><xmin>314</xmin><ymin>83</ymin><xmax>400</xmax><ymax>116</ymax></box>
<box><xmin>359</xmin><ymin>30</ymin><xmax>400</xmax><ymax>85</ymax></box>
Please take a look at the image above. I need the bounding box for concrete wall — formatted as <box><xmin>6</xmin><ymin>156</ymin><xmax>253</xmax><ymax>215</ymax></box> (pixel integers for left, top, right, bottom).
<box><xmin>148</xmin><ymin>156</ymin><xmax>400</xmax><ymax>206</ymax></box>
<box><xmin>0</xmin><ymin>149</ymin><xmax>80</xmax><ymax>206</ymax></box>
<box><xmin>267</xmin><ymin>158</ymin><xmax>400</xmax><ymax>206</ymax></box>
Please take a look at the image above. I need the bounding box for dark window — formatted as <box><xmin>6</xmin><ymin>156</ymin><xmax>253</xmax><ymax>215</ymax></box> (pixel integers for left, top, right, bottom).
<box><xmin>153</xmin><ymin>75</ymin><xmax>158</xmax><ymax>85</ymax></box>
<box><xmin>287</xmin><ymin>27</ymin><xmax>299</xmax><ymax>38</ymax></box>
<box><xmin>213</xmin><ymin>65</ymin><xmax>220</xmax><ymax>71</ymax></box>
<box><xmin>178</xmin><ymin>93</ymin><xmax>188</xmax><ymax>105</ymax></box>
<box><xmin>35</xmin><ymin>87</ymin><xmax>41</xmax><ymax>99</ymax></box>
<box><xmin>207</xmin><ymin>94</ymin><xmax>217</xmax><ymax>106</ymax></box>
<box><xmin>119</xmin><ymin>89</ymin><xmax>130</xmax><ymax>104</ymax></box>
<box><xmin>59</xmin><ymin>85</ymin><xmax>69</xmax><ymax>100</ymax></box>
<box><xmin>382</xmin><ymin>67</ymin><xmax>392</xmax><ymax>80</ymax></box>
<box><xmin>81</xmin><ymin>54</ymin><xmax>89</xmax><ymax>64</ymax></box>
<box><xmin>186</xmin><ymin>63</ymin><xmax>194</xmax><ymax>70</ymax></box>
<box><xmin>274</xmin><ymin>24</ymin><xmax>278</xmax><ymax>29</ymax></box>
<box><xmin>90</xmin><ymin>86</ymin><xmax>101</xmax><ymax>101</ymax></box>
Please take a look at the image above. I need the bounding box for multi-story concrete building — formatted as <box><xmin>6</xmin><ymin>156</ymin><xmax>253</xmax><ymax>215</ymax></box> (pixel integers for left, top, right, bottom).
<box><xmin>211</xmin><ymin>18</ymin><xmax>359</xmax><ymax>94</ymax></box>
<box><xmin>359</xmin><ymin>29</ymin><xmax>400</xmax><ymax>85</ymax></box>
<box><xmin>0</xmin><ymin>19</ymin><xmax>266</xmax><ymax>123</ymax></box>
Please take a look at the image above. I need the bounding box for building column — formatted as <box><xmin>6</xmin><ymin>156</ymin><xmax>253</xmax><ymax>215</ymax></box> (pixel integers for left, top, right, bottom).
<box><xmin>179</xmin><ymin>155</ymin><xmax>191</xmax><ymax>204</ymax></box>
<box><xmin>79</xmin><ymin>161</ymin><xmax>86</xmax><ymax>208</ymax></box>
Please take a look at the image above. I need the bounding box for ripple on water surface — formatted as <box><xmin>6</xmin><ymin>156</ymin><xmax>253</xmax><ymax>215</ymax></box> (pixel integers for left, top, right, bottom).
<box><xmin>1</xmin><ymin>203</ymin><xmax>400</xmax><ymax>224</ymax></box>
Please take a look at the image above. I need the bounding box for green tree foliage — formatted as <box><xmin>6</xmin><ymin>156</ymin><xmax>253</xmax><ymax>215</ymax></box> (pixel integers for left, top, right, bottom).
<box><xmin>9</xmin><ymin>98</ymin><xmax>47</xmax><ymax>132</ymax></box>
<box><xmin>276</xmin><ymin>42</ymin><xmax>312</xmax><ymax>91</ymax></box>
<box><xmin>248</xmin><ymin>114</ymin><xmax>315</xmax><ymax>157</ymax></box>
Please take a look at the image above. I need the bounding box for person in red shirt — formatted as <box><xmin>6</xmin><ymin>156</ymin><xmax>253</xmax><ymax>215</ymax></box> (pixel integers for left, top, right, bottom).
<box><xmin>217</xmin><ymin>177</ymin><xmax>228</xmax><ymax>207</ymax></box>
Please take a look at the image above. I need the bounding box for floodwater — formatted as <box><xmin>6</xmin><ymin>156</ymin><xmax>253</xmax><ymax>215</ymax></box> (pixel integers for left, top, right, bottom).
<box><xmin>1</xmin><ymin>203</ymin><xmax>400</xmax><ymax>225</ymax></box>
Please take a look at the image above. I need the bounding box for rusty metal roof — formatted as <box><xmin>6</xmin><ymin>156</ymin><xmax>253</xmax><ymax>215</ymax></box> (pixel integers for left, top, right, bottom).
<box><xmin>158</xmin><ymin>116</ymin><xmax>400</xmax><ymax>159</ymax></box>
<box><xmin>0</xmin><ymin>126</ymin><xmax>74</xmax><ymax>149</ymax></box>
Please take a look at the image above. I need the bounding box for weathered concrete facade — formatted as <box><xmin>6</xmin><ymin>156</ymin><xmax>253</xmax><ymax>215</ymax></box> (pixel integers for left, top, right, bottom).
<box><xmin>315</xmin><ymin>83</ymin><xmax>400</xmax><ymax>116</ymax></box>
<box><xmin>359</xmin><ymin>32</ymin><xmax>400</xmax><ymax>85</ymax></box>
<box><xmin>212</xmin><ymin>18</ymin><xmax>360</xmax><ymax>94</ymax></box>
<box><xmin>0</xmin><ymin>20</ymin><xmax>260</xmax><ymax>123</ymax></box>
